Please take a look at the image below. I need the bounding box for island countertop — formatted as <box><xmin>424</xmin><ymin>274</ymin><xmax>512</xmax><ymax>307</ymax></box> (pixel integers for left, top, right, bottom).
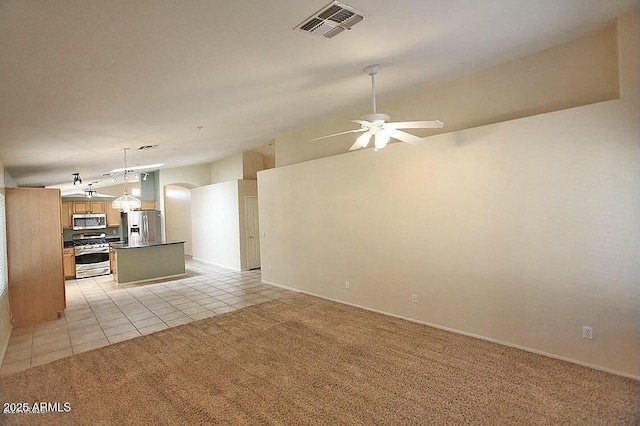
<box><xmin>111</xmin><ymin>241</ymin><xmax>186</xmax><ymax>285</ymax></box>
<box><xmin>110</xmin><ymin>240</ymin><xmax>185</xmax><ymax>250</ymax></box>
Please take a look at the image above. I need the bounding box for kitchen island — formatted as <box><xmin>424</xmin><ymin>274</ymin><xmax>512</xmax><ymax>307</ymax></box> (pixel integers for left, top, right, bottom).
<box><xmin>110</xmin><ymin>241</ymin><xmax>186</xmax><ymax>286</ymax></box>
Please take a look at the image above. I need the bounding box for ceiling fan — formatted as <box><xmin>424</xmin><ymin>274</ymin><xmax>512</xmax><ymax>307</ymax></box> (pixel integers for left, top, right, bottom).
<box><xmin>312</xmin><ymin>64</ymin><xmax>444</xmax><ymax>151</ymax></box>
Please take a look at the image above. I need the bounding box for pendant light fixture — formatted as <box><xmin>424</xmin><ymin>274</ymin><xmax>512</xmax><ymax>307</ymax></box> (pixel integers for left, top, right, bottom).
<box><xmin>72</xmin><ymin>172</ymin><xmax>82</xmax><ymax>185</ymax></box>
<box><xmin>112</xmin><ymin>148</ymin><xmax>141</xmax><ymax>212</ymax></box>
<box><xmin>84</xmin><ymin>183</ymin><xmax>97</xmax><ymax>198</ymax></box>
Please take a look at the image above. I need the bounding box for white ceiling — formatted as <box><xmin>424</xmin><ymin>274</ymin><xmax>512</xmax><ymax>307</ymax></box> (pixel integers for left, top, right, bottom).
<box><xmin>0</xmin><ymin>0</ymin><xmax>636</xmax><ymax>190</ymax></box>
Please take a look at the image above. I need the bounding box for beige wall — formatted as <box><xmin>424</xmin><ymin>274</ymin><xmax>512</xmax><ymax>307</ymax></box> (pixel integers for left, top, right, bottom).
<box><xmin>619</xmin><ymin>11</ymin><xmax>639</xmax><ymax>99</ymax></box>
<box><xmin>258</xmin><ymin>12</ymin><xmax>639</xmax><ymax>378</ymax></box>
<box><xmin>276</xmin><ymin>21</ymin><xmax>620</xmax><ymax>167</ymax></box>
<box><xmin>0</xmin><ymin>162</ymin><xmax>10</xmax><ymax>365</ymax></box>
<box><xmin>191</xmin><ymin>181</ymin><xmax>241</xmax><ymax>270</ymax></box>
<box><xmin>158</xmin><ymin>163</ymin><xmax>212</xmax><ymax>239</ymax></box>
<box><xmin>211</xmin><ymin>153</ymin><xmax>243</xmax><ymax>184</ymax></box>
<box><xmin>164</xmin><ymin>185</ymin><xmax>192</xmax><ymax>255</ymax></box>
<box><xmin>210</xmin><ymin>151</ymin><xmax>265</xmax><ymax>183</ymax></box>
<box><xmin>242</xmin><ymin>151</ymin><xmax>265</xmax><ymax>180</ymax></box>
<box><xmin>159</xmin><ymin>160</ymin><xmax>260</xmax><ymax>251</ymax></box>
<box><xmin>190</xmin><ymin>180</ymin><xmax>258</xmax><ymax>270</ymax></box>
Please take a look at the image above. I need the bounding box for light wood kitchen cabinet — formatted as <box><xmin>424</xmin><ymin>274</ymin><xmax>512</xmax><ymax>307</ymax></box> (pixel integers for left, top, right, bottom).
<box><xmin>109</xmin><ymin>247</ymin><xmax>116</xmax><ymax>274</ymax></box>
<box><xmin>60</xmin><ymin>199</ymin><xmax>157</xmax><ymax>230</ymax></box>
<box><xmin>72</xmin><ymin>200</ymin><xmax>89</xmax><ymax>214</ymax></box>
<box><xmin>61</xmin><ymin>200</ymin><xmax>72</xmax><ymax>229</ymax></box>
<box><xmin>90</xmin><ymin>201</ymin><xmax>106</xmax><ymax>213</ymax></box>
<box><xmin>107</xmin><ymin>203</ymin><xmax>121</xmax><ymax>227</ymax></box>
<box><xmin>63</xmin><ymin>247</ymin><xmax>75</xmax><ymax>279</ymax></box>
<box><xmin>73</xmin><ymin>200</ymin><xmax>105</xmax><ymax>214</ymax></box>
<box><xmin>139</xmin><ymin>200</ymin><xmax>157</xmax><ymax>210</ymax></box>
<box><xmin>6</xmin><ymin>188</ymin><xmax>66</xmax><ymax>327</ymax></box>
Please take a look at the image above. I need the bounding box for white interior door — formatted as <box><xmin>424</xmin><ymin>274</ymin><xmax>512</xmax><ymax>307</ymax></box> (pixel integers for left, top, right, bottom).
<box><xmin>244</xmin><ymin>196</ymin><xmax>261</xmax><ymax>269</ymax></box>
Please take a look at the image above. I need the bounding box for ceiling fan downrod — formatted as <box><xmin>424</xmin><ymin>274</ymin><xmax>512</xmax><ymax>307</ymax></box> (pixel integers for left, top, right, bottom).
<box><xmin>364</xmin><ymin>64</ymin><xmax>380</xmax><ymax>115</ymax></box>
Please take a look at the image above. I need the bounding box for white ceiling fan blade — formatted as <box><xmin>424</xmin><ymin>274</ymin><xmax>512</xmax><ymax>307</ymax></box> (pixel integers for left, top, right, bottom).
<box><xmin>349</xmin><ymin>141</ymin><xmax>363</xmax><ymax>151</ymax></box>
<box><xmin>310</xmin><ymin>128</ymin><xmax>366</xmax><ymax>141</ymax></box>
<box><xmin>350</xmin><ymin>119</ymin><xmax>372</xmax><ymax>126</ymax></box>
<box><xmin>389</xmin><ymin>129</ymin><xmax>425</xmax><ymax>146</ymax></box>
<box><xmin>387</xmin><ymin>120</ymin><xmax>444</xmax><ymax>129</ymax></box>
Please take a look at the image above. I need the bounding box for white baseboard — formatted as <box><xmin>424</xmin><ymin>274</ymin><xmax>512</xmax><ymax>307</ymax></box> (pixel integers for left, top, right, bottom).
<box><xmin>191</xmin><ymin>257</ymin><xmax>241</xmax><ymax>271</ymax></box>
<box><xmin>261</xmin><ymin>279</ymin><xmax>639</xmax><ymax>381</ymax></box>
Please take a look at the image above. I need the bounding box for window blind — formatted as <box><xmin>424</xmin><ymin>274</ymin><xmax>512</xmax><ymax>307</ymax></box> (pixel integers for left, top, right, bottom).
<box><xmin>0</xmin><ymin>193</ymin><xmax>7</xmax><ymax>300</ymax></box>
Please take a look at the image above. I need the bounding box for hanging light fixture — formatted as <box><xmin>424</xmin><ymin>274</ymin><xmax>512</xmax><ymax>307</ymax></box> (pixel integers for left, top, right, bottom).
<box><xmin>112</xmin><ymin>148</ymin><xmax>141</xmax><ymax>212</ymax></box>
<box><xmin>374</xmin><ymin>128</ymin><xmax>391</xmax><ymax>151</ymax></box>
<box><xmin>72</xmin><ymin>172</ymin><xmax>82</xmax><ymax>185</ymax></box>
<box><xmin>84</xmin><ymin>183</ymin><xmax>97</xmax><ymax>198</ymax></box>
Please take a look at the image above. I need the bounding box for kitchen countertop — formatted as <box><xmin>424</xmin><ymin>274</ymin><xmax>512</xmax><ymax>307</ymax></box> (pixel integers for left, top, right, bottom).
<box><xmin>112</xmin><ymin>240</ymin><xmax>186</xmax><ymax>285</ymax></box>
<box><xmin>110</xmin><ymin>240</ymin><xmax>185</xmax><ymax>250</ymax></box>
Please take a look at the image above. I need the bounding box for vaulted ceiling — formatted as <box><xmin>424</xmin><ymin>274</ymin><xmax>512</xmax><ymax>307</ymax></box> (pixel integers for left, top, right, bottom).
<box><xmin>0</xmin><ymin>0</ymin><xmax>636</xmax><ymax>190</ymax></box>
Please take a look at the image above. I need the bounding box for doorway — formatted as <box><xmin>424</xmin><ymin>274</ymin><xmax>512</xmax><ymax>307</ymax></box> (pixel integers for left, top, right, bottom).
<box><xmin>244</xmin><ymin>196</ymin><xmax>260</xmax><ymax>269</ymax></box>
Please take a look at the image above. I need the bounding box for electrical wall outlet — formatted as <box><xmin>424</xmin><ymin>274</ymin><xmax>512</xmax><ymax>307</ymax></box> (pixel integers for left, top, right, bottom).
<box><xmin>411</xmin><ymin>294</ymin><xmax>418</xmax><ymax>303</ymax></box>
<box><xmin>344</xmin><ymin>281</ymin><xmax>350</xmax><ymax>289</ymax></box>
<box><xmin>582</xmin><ymin>326</ymin><xmax>593</xmax><ymax>339</ymax></box>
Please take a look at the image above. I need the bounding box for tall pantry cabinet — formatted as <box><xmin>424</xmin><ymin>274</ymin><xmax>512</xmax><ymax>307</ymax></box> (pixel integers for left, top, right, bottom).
<box><xmin>6</xmin><ymin>188</ymin><xmax>65</xmax><ymax>326</ymax></box>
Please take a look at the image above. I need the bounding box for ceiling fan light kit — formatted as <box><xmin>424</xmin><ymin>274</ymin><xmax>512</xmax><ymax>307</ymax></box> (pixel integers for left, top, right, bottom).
<box><xmin>84</xmin><ymin>183</ymin><xmax>98</xmax><ymax>198</ymax></box>
<box><xmin>313</xmin><ymin>64</ymin><xmax>444</xmax><ymax>152</ymax></box>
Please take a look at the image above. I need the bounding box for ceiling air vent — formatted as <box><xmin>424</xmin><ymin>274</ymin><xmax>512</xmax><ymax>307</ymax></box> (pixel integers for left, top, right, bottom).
<box><xmin>295</xmin><ymin>1</ymin><xmax>365</xmax><ymax>39</ymax></box>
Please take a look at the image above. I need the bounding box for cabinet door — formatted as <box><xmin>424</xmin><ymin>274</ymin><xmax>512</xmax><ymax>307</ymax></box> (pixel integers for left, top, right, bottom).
<box><xmin>140</xmin><ymin>200</ymin><xmax>157</xmax><ymax>210</ymax></box>
<box><xmin>90</xmin><ymin>201</ymin><xmax>106</xmax><ymax>213</ymax></box>
<box><xmin>72</xmin><ymin>201</ymin><xmax>89</xmax><ymax>214</ymax></box>
<box><xmin>61</xmin><ymin>201</ymin><xmax>72</xmax><ymax>229</ymax></box>
<box><xmin>6</xmin><ymin>188</ymin><xmax>65</xmax><ymax>326</ymax></box>
<box><xmin>107</xmin><ymin>203</ymin><xmax>121</xmax><ymax>227</ymax></box>
<box><xmin>63</xmin><ymin>248</ymin><xmax>75</xmax><ymax>279</ymax></box>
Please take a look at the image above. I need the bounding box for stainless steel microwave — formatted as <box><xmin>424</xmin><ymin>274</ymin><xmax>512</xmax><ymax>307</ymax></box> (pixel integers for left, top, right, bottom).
<box><xmin>72</xmin><ymin>213</ymin><xmax>107</xmax><ymax>230</ymax></box>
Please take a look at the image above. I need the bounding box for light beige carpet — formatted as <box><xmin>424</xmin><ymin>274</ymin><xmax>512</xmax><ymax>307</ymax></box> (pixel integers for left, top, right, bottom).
<box><xmin>0</xmin><ymin>293</ymin><xmax>637</xmax><ymax>425</ymax></box>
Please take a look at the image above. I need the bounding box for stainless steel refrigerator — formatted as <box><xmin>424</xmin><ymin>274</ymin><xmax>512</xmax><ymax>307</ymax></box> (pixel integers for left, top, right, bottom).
<box><xmin>123</xmin><ymin>210</ymin><xmax>162</xmax><ymax>245</ymax></box>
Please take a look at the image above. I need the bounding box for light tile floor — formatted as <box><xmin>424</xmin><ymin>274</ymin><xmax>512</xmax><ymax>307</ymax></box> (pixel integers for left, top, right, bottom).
<box><xmin>0</xmin><ymin>258</ymin><xmax>293</xmax><ymax>376</ymax></box>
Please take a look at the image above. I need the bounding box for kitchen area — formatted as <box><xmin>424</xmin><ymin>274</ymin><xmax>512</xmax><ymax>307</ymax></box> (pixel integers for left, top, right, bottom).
<box><xmin>62</xmin><ymin>198</ymin><xmax>185</xmax><ymax>287</ymax></box>
<box><xmin>2</xmin><ymin>162</ymin><xmax>190</xmax><ymax>329</ymax></box>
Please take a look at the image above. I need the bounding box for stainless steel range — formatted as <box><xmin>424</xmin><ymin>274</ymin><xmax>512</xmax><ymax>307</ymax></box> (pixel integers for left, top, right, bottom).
<box><xmin>72</xmin><ymin>233</ymin><xmax>110</xmax><ymax>278</ymax></box>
